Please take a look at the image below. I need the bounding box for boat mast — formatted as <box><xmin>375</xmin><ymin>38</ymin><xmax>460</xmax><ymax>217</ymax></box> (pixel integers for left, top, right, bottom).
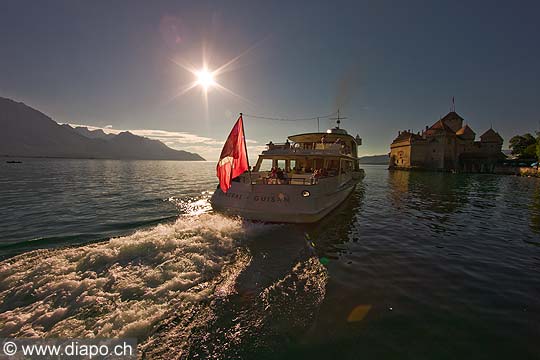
<box><xmin>330</xmin><ymin>109</ymin><xmax>347</xmax><ymax>129</ymax></box>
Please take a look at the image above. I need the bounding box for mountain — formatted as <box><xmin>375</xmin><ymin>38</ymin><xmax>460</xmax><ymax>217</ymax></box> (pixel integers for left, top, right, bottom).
<box><xmin>358</xmin><ymin>154</ymin><xmax>389</xmax><ymax>165</ymax></box>
<box><xmin>0</xmin><ymin>97</ymin><xmax>205</xmax><ymax>160</ymax></box>
<box><xmin>71</xmin><ymin>126</ymin><xmax>116</xmax><ymax>140</ymax></box>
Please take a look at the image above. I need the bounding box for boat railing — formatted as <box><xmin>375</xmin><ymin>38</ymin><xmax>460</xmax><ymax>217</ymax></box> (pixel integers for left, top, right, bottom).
<box><xmin>259</xmin><ymin>177</ymin><xmax>319</xmax><ymax>185</ymax></box>
<box><xmin>241</xmin><ymin>172</ymin><xmax>335</xmax><ymax>185</ymax></box>
<box><xmin>266</xmin><ymin>142</ymin><xmax>291</xmax><ymax>150</ymax></box>
<box><xmin>263</xmin><ymin>142</ymin><xmax>352</xmax><ymax>156</ymax></box>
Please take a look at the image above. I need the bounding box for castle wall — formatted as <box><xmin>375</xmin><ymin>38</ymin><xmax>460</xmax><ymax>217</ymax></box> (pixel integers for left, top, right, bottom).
<box><xmin>390</xmin><ymin>141</ymin><xmax>412</xmax><ymax>168</ymax></box>
<box><xmin>443</xmin><ymin>135</ymin><xmax>458</xmax><ymax>169</ymax></box>
<box><xmin>423</xmin><ymin>137</ymin><xmax>446</xmax><ymax>169</ymax></box>
<box><xmin>410</xmin><ymin>143</ymin><xmax>427</xmax><ymax>167</ymax></box>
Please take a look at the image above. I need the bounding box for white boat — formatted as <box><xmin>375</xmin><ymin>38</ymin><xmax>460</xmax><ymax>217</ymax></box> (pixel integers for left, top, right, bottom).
<box><xmin>210</xmin><ymin>116</ymin><xmax>365</xmax><ymax>223</ymax></box>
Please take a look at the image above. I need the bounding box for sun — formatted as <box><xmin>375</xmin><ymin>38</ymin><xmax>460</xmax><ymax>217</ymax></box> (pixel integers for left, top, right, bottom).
<box><xmin>195</xmin><ymin>68</ymin><xmax>215</xmax><ymax>90</ymax></box>
<box><xmin>170</xmin><ymin>43</ymin><xmax>258</xmax><ymax>106</ymax></box>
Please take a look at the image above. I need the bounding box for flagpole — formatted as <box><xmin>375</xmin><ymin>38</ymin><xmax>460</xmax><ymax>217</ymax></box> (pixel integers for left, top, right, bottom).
<box><xmin>240</xmin><ymin>112</ymin><xmax>253</xmax><ymax>186</ymax></box>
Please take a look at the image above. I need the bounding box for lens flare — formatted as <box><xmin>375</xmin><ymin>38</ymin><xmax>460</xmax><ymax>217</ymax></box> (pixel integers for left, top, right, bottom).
<box><xmin>195</xmin><ymin>68</ymin><xmax>216</xmax><ymax>90</ymax></box>
<box><xmin>169</xmin><ymin>40</ymin><xmax>265</xmax><ymax>109</ymax></box>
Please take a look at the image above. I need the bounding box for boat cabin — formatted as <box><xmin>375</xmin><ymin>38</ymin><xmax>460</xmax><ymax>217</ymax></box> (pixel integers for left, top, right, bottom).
<box><xmin>250</xmin><ymin>128</ymin><xmax>361</xmax><ymax>185</ymax></box>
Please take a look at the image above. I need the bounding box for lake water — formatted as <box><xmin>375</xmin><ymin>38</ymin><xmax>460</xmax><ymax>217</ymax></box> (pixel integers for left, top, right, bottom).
<box><xmin>1</xmin><ymin>159</ymin><xmax>539</xmax><ymax>359</ymax></box>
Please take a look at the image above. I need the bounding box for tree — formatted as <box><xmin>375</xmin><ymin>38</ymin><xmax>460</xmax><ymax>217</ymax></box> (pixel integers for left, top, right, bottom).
<box><xmin>509</xmin><ymin>133</ymin><xmax>537</xmax><ymax>157</ymax></box>
<box><xmin>537</xmin><ymin>132</ymin><xmax>540</xmax><ymax>161</ymax></box>
<box><xmin>524</xmin><ymin>133</ymin><xmax>536</xmax><ymax>145</ymax></box>
<box><xmin>523</xmin><ymin>144</ymin><xmax>537</xmax><ymax>159</ymax></box>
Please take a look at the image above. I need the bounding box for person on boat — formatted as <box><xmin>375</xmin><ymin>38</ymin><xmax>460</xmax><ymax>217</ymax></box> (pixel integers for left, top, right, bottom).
<box><xmin>310</xmin><ymin>169</ymin><xmax>322</xmax><ymax>184</ymax></box>
<box><xmin>268</xmin><ymin>141</ymin><xmax>275</xmax><ymax>150</ymax></box>
<box><xmin>285</xmin><ymin>139</ymin><xmax>290</xmax><ymax>149</ymax></box>
<box><xmin>276</xmin><ymin>168</ymin><xmax>285</xmax><ymax>184</ymax></box>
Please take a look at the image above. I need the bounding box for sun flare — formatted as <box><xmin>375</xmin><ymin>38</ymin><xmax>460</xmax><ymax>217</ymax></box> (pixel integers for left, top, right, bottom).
<box><xmin>170</xmin><ymin>42</ymin><xmax>260</xmax><ymax>107</ymax></box>
<box><xmin>195</xmin><ymin>68</ymin><xmax>215</xmax><ymax>90</ymax></box>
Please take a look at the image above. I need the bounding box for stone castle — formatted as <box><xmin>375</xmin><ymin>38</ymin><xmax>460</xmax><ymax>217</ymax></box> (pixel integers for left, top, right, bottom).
<box><xmin>389</xmin><ymin>111</ymin><xmax>504</xmax><ymax>172</ymax></box>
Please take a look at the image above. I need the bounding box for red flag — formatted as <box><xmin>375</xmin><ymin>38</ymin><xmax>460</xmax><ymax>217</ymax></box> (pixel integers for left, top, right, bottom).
<box><xmin>216</xmin><ymin>115</ymin><xmax>248</xmax><ymax>193</ymax></box>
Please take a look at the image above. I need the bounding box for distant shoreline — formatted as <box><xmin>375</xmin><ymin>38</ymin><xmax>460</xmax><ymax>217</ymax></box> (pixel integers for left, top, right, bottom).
<box><xmin>1</xmin><ymin>155</ymin><xmax>208</xmax><ymax>161</ymax></box>
<box><xmin>358</xmin><ymin>154</ymin><xmax>389</xmax><ymax>165</ymax></box>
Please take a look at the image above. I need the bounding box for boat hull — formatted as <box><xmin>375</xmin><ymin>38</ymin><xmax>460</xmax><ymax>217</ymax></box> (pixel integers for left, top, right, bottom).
<box><xmin>210</xmin><ymin>176</ymin><xmax>359</xmax><ymax>223</ymax></box>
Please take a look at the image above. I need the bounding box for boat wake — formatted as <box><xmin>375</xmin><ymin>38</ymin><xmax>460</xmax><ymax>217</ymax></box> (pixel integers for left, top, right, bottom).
<box><xmin>0</xmin><ymin>208</ymin><xmax>328</xmax><ymax>358</ymax></box>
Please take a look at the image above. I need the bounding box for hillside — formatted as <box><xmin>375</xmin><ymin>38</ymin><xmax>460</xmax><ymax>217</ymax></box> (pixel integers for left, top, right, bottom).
<box><xmin>0</xmin><ymin>97</ymin><xmax>205</xmax><ymax>161</ymax></box>
<box><xmin>358</xmin><ymin>154</ymin><xmax>389</xmax><ymax>165</ymax></box>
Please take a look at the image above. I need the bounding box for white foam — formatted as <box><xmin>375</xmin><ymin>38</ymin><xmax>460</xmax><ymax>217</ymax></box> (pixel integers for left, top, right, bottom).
<box><xmin>0</xmin><ymin>213</ymin><xmax>255</xmax><ymax>340</ymax></box>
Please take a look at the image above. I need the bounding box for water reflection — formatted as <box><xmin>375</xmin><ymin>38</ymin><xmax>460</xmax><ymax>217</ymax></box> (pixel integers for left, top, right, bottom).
<box><xmin>387</xmin><ymin>170</ymin><xmax>474</xmax><ymax>215</ymax></box>
<box><xmin>298</xmin><ymin>183</ymin><xmax>366</xmax><ymax>257</ymax></box>
<box><xmin>388</xmin><ymin>170</ymin><xmax>512</xmax><ymax>236</ymax></box>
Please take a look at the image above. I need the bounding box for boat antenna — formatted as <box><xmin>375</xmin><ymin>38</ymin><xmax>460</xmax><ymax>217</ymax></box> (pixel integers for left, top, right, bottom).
<box><xmin>330</xmin><ymin>109</ymin><xmax>347</xmax><ymax>129</ymax></box>
<box><xmin>317</xmin><ymin>117</ymin><xmax>320</xmax><ymax>132</ymax></box>
<box><xmin>240</xmin><ymin>112</ymin><xmax>253</xmax><ymax>187</ymax></box>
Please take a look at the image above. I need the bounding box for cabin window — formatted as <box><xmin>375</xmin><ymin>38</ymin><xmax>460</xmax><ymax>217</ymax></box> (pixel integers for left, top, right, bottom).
<box><xmin>313</xmin><ymin>158</ymin><xmax>324</xmax><ymax>170</ymax></box>
<box><xmin>342</xmin><ymin>161</ymin><xmax>353</xmax><ymax>173</ymax></box>
<box><xmin>289</xmin><ymin>159</ymin><xmax>297</xmax><ymax>171</ymax></box>
<box><xmin>258</xmin><ymin>158</ymin><xmax>273</xmax><ymax>172</ymax></box>
<box><xmin>327</xmin><ymin>159</ymin><xmax>339</xmax><ymax>171</ymax></box>
<box><xmin>276</xmin><ymin>159</ymin><xmax>286</xmax><ymax>171</ymax></box>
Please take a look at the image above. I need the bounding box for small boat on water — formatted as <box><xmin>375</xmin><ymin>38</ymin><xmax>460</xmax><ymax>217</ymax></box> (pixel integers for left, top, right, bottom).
<box><xmin>210</xmin><ymin>112</ymin><xmax>364</xmax><ymax>223</ymax></box>
<box><xmin>6</xmin><ymin>160</ymin><xmax>22</xmax><ymax>164</ymax></box>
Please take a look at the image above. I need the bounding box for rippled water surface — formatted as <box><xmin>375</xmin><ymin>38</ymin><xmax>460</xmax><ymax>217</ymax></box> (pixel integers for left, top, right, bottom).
<box><xmin>1</xmin><ymin>160</ymin><xmax>539</xmax><ymax>359</ymax></box>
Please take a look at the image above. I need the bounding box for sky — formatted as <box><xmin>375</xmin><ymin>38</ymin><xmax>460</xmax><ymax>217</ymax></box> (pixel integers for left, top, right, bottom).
<box><xmin>1</xmin><ymin>0</ymin><xmax>539</xmax><ymax>160</ymax></box>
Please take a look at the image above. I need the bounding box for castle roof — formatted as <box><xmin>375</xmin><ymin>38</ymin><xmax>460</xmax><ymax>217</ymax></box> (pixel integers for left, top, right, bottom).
<box><xmin>480</xmin><ymin>128</ymin><xmax>503</xmax><ymax>143</ymax></box>
<box><xmin>456</xmin><ymin>124</ymin><xmax>476</xmax><ymax>139</ymax></box>
<box><xmin>440</xmin><ymin>111</ymin><xmax>464</xmax><ymax>123</ymax></box>
<box><xmin>428</xmin><ymin>119</ymin><xmax>455</xmax><ymax>133</ymax></box>
<box><xmin>391</xmin><ymin>131</ymin><xmax>422</xmax><ymax>144</ymax></box>
<box><xmin>427</xmin><ymin>111</ymin><xmax>465</xmax><ymax>133</ymax></box>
